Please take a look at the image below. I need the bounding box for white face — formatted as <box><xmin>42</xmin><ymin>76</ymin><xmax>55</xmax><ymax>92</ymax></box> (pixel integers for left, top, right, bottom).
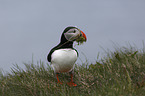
<box><xmin>64</xmin><ymin>28</ymin><xmax>81</xmax><ymax>41</ymax></box>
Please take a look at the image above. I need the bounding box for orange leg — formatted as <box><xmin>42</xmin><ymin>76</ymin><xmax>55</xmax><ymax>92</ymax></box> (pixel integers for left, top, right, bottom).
<box><xmin>67</xmin><ymin>73</ymin><xmax>77</xmax><ymax>86</ymax></box>
<box><xmin>56</xmin><ymin>73</ymin><xmax>63</xmax><ymax>84</ymax></box>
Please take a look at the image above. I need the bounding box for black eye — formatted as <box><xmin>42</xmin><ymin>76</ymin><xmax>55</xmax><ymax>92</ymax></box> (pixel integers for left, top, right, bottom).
<box><xmin>73</xmin><ymin>30</ymin><xmax>76</xmax><ymax>33</ymax></box>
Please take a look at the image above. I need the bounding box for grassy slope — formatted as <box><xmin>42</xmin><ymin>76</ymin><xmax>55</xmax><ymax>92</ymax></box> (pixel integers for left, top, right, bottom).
<box><xmin>0</xmin><ymin>46</ymin><xmax>145</xmax><ymax>96</ymax></box>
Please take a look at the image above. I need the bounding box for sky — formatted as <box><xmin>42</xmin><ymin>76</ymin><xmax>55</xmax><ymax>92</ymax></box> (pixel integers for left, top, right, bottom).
<box><xmin>0</xmin><ymin>0</ymin><xmax>145</xmax><ymax>72</ymax></box>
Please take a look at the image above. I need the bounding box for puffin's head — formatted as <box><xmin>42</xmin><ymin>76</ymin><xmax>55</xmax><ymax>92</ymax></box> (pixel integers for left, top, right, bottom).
<box><xmin>61</xmin><ymin>26</ymin><xmax>87</xmax><ymax>43</ymax></box>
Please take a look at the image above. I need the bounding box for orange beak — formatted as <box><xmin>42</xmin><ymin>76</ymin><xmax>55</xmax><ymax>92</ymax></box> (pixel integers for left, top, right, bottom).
<box><xmin>81</xmin><ymin>31</ymin><xmax>87</xmax><ymax>41</ymax></box>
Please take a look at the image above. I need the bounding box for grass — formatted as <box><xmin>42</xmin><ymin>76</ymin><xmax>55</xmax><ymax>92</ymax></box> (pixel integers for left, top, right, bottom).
<box><xmin>0</xmin><ymin>45</ymin><xmax>145</xmax><ymax>96</ymax></box>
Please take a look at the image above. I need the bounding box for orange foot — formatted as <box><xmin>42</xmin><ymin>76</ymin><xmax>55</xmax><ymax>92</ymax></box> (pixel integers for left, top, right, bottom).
<box><xmin>57</xmin><ymin>81</ymin><xmax>63</xmax><ymax>84</ymax></box>
<box><xmin>67</xmin><ymin>82</ymin><xmax>77</xmax><ymax>87</ymax></box>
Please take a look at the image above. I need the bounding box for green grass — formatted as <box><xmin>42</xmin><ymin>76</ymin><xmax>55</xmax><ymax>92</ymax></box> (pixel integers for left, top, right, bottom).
<box><xmin>0</xmin><ymin>46</ymin><xmax>145</xmax><ymax>96</ymax></box>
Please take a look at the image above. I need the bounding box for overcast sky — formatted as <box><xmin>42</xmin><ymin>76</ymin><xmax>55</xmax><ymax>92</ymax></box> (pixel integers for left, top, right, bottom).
<box><xmin>0</xmin><ymin>0</ymin><xmax>145</xmax><ymax>72</ymax></box>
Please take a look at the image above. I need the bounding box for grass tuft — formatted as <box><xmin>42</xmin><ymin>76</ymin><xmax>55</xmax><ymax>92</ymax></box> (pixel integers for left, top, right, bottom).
<box><xmin>0</xmin><ymin>45</ymin><xmax>145</xmax><ymax>96</ymax></box>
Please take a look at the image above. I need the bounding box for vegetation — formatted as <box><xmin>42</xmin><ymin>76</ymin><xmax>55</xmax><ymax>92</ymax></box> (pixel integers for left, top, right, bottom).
<box><xmin>0</xmin><ymin>45</ymin><xmax>145</xmax><ymax>96</ymax></box>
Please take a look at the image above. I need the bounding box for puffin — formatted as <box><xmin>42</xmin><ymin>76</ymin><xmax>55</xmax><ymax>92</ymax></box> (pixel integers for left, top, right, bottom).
<box><xmin>47</xmin><ymin>26</ymin><xmax>87</xmax><ymax>86</ymax></box>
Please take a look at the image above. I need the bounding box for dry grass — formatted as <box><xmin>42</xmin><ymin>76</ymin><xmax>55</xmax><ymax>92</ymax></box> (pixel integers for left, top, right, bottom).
<box><xmin>0</xmin><ymin>46</ymin><xmax>145</xmax><ymax>96</ymax></box>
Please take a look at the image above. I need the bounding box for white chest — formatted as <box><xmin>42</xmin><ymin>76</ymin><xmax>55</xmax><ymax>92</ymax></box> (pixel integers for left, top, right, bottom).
<box><xmin>51</xmin><ymin>49</ymin><xmax>78</xmax><ymax>73</ymax></box>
